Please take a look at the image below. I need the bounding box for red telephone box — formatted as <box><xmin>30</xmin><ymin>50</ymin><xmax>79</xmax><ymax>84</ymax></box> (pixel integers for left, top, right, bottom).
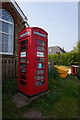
<box><xmin>18</xmin><ymin>27</ymin><xmax>48</xmax><ymax>97</ymax></box>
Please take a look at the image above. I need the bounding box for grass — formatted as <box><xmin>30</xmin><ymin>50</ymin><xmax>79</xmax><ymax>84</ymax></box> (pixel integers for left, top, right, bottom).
<box><xmin>2</xmin><ymin>73</ymin><xmax>79</xmax><ymax>119</ymax></box>
<box><xmin>2</xmin><ymin>79</ymin><xmax>23</xmax><ymax>118</ymax></box>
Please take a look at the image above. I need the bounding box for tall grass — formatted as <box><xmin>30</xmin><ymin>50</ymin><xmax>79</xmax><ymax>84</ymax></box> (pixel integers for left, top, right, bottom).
<box><xmin>49</xmin><ymin>67</ymin><xmax>59</xmax><ymax>79</ymax></box>
<box><xmin>2</xmin><ymin>73</ymin><xmax>79</xmax><ymax>118</ymax></box>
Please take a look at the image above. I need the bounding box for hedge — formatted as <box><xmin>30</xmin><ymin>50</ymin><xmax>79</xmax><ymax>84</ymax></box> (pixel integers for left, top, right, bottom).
<box><xmin>48</xmin><ymin>52</ymin><xmax>79</xmax><ymax>66</ymax></box>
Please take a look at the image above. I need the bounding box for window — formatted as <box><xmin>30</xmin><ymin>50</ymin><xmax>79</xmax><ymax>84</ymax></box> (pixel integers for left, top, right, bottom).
<box><xmin>35</xmin><ymin>39</ymin><xmax>46</xmax><ymax>86</ymax></box>
<box><xmin>0</xmin><ymin>9</ymin><xmax>14</xmax><ymax>55</ymax></box>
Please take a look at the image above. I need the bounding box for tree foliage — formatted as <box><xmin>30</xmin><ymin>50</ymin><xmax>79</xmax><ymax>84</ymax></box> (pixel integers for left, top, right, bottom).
<box><xmin>73</xmin><ymin>41</ymin><xmax>80</xmax><ymax>52</ymax></box>
<box><xmin>73</xmin><ymin>41</ymin><xmax>80</xmax><ymax>65</ymax></box>
<box><xmin>48</xmin><ymin>51</ymin><xmax>79</xmax><ymax>66</ymax></box>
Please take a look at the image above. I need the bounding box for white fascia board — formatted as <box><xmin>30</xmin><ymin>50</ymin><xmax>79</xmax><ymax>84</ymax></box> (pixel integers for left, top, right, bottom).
<box><xmin>10</xmin><ymin>0</ymin><xmax>29</xmax><ymax>27</ymax></box>
<box><xmin>11</xmin><ymin>0</ymin><xmax>27</xmax><ymax>20</ymax></box>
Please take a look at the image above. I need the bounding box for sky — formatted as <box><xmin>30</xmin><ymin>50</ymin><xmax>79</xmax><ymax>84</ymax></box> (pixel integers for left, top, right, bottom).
<box><xmin>16</xmin><ymin>1</ymin><xmax>78</xmax><ymax>52</ymax></box>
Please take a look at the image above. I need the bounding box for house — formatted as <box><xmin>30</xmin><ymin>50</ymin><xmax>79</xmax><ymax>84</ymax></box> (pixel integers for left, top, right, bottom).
<box><xmin>0</xmin><ymin>0</ymin><xmax>29</xmax><ymax>79</ymax></box>
<box><xmin>69</xmin><ymin>50</ymin><xmax>73</xmax><ymax>53</ymax></box>
<box><xmin>48</xmin><ymin>46</ymin><xmax>66</xmax><ymax>55</ymax></box>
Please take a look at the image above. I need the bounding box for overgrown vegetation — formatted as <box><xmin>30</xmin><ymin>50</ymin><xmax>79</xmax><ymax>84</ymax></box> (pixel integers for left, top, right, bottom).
<box><xmin>77</xmin><ymin>67</ymin><xmax>80</xmax><ymax>79</ymax></box>
<box><xmin>49</xmin><ymin>67</ymin><xmax>59</xmax><ymax>79</ymax></box>
<box><xmin>2</xmin><ymin>72</ymin><xmax>79</xmax><ymax>118</ymax></box>
<box><xmin>48</xmin><ymin>52</ymin><xmax>79</xmax><ymax>66</ymax></box>
<box><xmin>2</xmin><ymin>79</ymin><xmax>23</xmax><ymax>118</ymax></box>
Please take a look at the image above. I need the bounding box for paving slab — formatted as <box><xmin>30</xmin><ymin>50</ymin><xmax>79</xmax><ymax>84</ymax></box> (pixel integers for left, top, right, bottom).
<box><xmin>12</xmin><ymin>92</ymin><xmax>30</xmax><ymax>108</ymax></box>
<box><xmin>12</xmin><ymin>91</ymin><xmax>48</xmax><ymax>108</ymax></box>
<box><xmin>23</xmin><ymin>108</ymin><xmax>43</xmax><ymax>118</ymax></box>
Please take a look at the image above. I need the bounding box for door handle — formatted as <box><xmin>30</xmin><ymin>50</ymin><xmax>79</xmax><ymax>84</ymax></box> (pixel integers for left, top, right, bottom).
<box><xmin>27</xmin><ymin>61</ymin><xmax>29</xmax><ymax>64</ymax></box>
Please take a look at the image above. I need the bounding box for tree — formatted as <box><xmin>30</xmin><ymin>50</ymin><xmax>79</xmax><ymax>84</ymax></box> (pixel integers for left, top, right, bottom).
<box><xmin>78</xmin><ymin>41</ymin><xmax>80</xmax><ymax>65</ymax></box>
<box><xmin>73</xmin><ymin>41</ymin><xmax>80</xmax><ymax>65</ymax></box>
<box><xmin>73</xmin><ymin>41</ymin><xmax>80</xmax><ymax>52</ymax></box>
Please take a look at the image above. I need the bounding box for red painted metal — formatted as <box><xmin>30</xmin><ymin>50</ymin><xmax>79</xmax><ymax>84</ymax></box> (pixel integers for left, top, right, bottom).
<box><xmin>18</xmin><ymin>27</ymin><xmax>48</xmax><ymax>97</ymax></box>
<box><xmin>71</xmin><ymin>65</ymin><xmax>79</xmax><ymax>77</ymax></box>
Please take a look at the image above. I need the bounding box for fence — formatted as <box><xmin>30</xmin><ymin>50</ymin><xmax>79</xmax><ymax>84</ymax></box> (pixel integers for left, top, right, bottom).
<box><xmin>1</xmin><ymin>58</ymin><xmax>54</xmax><ymax>79</ymax></box>
<box><xmin>2</xmin><ymin>58</ymin><xmax>18</xmax><ymax>79</ymax></box>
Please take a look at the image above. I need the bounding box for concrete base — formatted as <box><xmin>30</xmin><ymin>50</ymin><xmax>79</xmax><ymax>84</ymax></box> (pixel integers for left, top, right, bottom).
<box><xmin>12</xmin><ymin>91</ymin><xmax>48</xmax><ymax>108</ymax></box>
<box><xmin>12</xmin><ymin>92</ymin><xmax>30</xmax><ymax>108</ymax></box>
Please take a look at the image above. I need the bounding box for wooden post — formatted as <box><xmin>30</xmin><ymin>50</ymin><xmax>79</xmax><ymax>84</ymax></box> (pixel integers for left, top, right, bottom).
<box><xmin>50</xmin><ymin>60</ymin><xmax>54</xmax><ymax>71</ymax></box>
<box><xmin>56</xmin><ymin>51</ymin><xmax>60</xmax><ymax>66</ymax></box>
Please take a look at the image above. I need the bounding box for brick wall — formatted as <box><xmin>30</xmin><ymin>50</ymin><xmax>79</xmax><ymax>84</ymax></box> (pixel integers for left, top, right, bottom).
<box><xmin>1</xmin><ymin>2</ymin><xmax>26</xmax><ymax>79</ymax></box>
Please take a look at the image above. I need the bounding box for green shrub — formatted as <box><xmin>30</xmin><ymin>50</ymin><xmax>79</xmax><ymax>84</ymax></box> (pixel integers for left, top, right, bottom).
<box><xmin>50</xmin><ymin>67</ymin><xmax>59</xmax><ymax>79</ymax></box>
<box><xmin>48</xmin><ymin>54</ymin><xmax>58</xmax><ymax>65</ymax></box>
<box><xmin>48</xmin><ymin>51</ymin><xmax>78</xmax><ymax>66</ymax></box>
<box><xmin>2</xmin><ymin>79</ymin><xmax>17</xmax><ymax>96</ymax></box>
<box><xmin>77</xmin><ymin>67</ymin><xmax>80</xmax><ymax>79</ymax></box>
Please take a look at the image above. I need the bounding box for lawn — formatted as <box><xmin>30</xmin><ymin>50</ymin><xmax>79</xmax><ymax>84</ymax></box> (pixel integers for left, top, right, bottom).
<box><xmin>2</xmin><ymin>73</ymin><xmax>79</xmax><ymax>119</ymax></box>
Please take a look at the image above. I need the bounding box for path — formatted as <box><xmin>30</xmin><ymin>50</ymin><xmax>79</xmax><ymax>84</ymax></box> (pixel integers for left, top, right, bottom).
<box><xmin>23</xmin><ymin>108</ymin><xmax>43</xmax><ymax>118</ymax></box>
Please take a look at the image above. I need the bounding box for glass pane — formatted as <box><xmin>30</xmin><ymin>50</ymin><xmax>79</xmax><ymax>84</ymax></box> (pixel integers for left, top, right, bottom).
<box><xmin>2</xmin><ymin>43</ymin><xmax>4</xmax><ymax>52</ymax></box>
<box><xmin>8</xmin><ymin>24</ymin><xmax>13</xmax><ymax>34</ymax></box>
<box><xmin>21</xmin><ymin>40</ymin><xmax>28</xmax><ymax>45</ymax></box>
<box><xmin>0</xmin><ymin>10</ymin><xmax>2</xmax><ymax>19</ymax></box>
<box><xmin>0</xmin><ymin>32</ymin><xmax>2</xmax><ymax>41</ymax></box>
<box><xmin>20</xmin><ymin>75</ymin><xmax>25</xmax><ymax>80</ymax></box>
<box><xmin>0</xmin><ymin>22</ymin><xmax>13</xmax><ymax>52</ymax></box>
<box><xmin>37</xmin><ymin>75</ymin><xmax>44</xmax><ymax>80</ymax></box>
<box><xmin>20</xmin><ymin>58</ymin><xmax>26</xmax><ymax>62</ymax></box>
<box><xmin>20</xmin><ymin>52</ymin><xmax>27</xmax><ymax>57</ymax></box>
<box><xmin>37</xmin><ymin>46</ymin><xmax>44</xmax><ymax>51</ymax></box>
<box><xmin>0</xmin><ymin>9</ymin><xmax>13</xmax><ymax>22</ymax></box>
<box><xmin>2</xmin><ymin>33</ymin><xmax>8</xmax><ymax>43</ymax></box>
<box><xmin>2</xmin><ymin>33</ymin><xmax>12</xmax><ymax>53</ymax></box>
<box><xmin>37</xmin><ymin>40</ymin><xmax>45</xmax><ymax>46</ymax></box>
<box><xmin>2</xmin><ymin>21</ymin><xmax>13</xmax><ymax>34</ymax></box>
<box><xmin>36</xmin><ymin>80</ymin><xmax>44</xmax><ymax>86</ymax></box>
<box><xmin>37</xmin><ymin>52</ymin><xmax>44</xmax><ymax>57</ymax></box>
<box><xmin>2</xmin><ymin>43</ymin><xmax>8</xmax><ymax>52</ymax></box>
<box><xmin>20</xmin><ymin>80</ymin><xmax>25</xmax><ymax>85</ymax></box>
<box><xmin>36</xmin><ymin>63</ymin><xmax>44</xmax><ymax>68</ymax></box>
<box><xmin>21</xmin><ymin>46</ymin><xmax>27</xmax><ymax>51</ymax></box>
<box><xmin>20</xmin><ymin>69</ymin><xmax>26</xmax><ymax>74</ymax></box>
<box><xmin>0</xmin><ymin>20</ymin><xmax>2</xmax><ymax>31</ymax></box>
<box><xmin>36</xmin><ymin>58</ymin><xmax>44</xmax><ymax>62</ymax></box>
<box><xmin>0</xmin><ymin>43</ymin><xmax>2</xmax><ymax>52</ymax></box>
<box><xmin>5</xmin><ymin>43</ymin><xmax>8</xmax><ymax>52</ymax></box>
<box><xmin>8</xmin><ymin>35</ymin><xmax>13</xmax><ymax>53</ymax></box>
<box><xmin>0</xmin><ymin>32</ymin><xmax>2</xmax><ymax>52</ymax></box>
<box><xmin>20</xmin><ymin>63</ymin><xmax>26</xmax><ymax>68</ymax></box>
<box><xmin>36</xmin><ymin>69</ymin><xmax>44</xmax><ymax>74</ymax></box>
